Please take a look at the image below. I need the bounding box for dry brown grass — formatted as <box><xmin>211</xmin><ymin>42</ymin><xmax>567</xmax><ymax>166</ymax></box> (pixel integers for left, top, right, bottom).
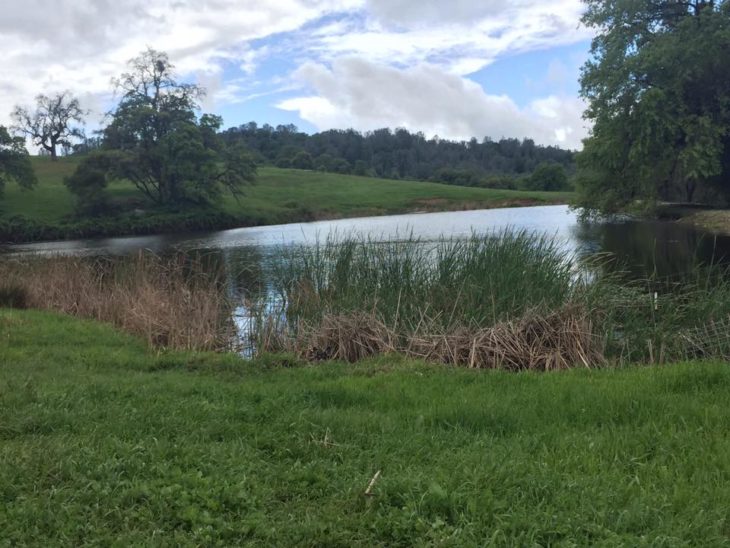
<box><xmin>300</xmin><ymin>313</ymin><xmax>397</xmax><ymax>362</ymax></box>
<box><xmin>405</xmin><ymin>307</ymin><xmax>603</xmax><ymax>370</ymax></box>
<box><xmin>679</xmin><ymin>209</ymin><xmax>730</xmax><ymax>235</ymax></box>
<box><xmin>0</xmin><ymin>253</ymin><xmax>233</xmax><ymax>351</ymax></box>
<box><xmin>260</xmin><ymin>306</ymin><xmax>605</xmax><ymax>370</ymax></box>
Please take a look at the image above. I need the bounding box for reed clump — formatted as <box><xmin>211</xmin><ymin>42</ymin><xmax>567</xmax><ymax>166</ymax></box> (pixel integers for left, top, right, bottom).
<box><xmin>257</xmin><ymin>231</ymin><xmax>730</xmax><ymax>368</ymax></box>
<box><xmin>405</xmin><ymin>306</ymin><xmax>602</xmax><ymax>370</ymax></box>
<box><xmin>0</xmin><ymin>253</ymin><xmax>233</xmax><ymax>351</ymax></box>
<box><xmin>270</xmin><ymin>306</ymin><xmax>604</xmax><ymax>370</ymax></box>
<box><xmin>274</xmin><ymin>230</ymin><xmax>575</xmax><ymax>330</ymax></box>
<box><xmin>300</xmin><ymin>312</ymin><xmax>397</xmax><ymax>363</ymax></box>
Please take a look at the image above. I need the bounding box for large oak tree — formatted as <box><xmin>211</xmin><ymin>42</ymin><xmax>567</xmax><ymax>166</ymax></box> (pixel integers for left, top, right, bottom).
<box><xmin>0</xmin><ymin>125</ymin><xmax>36</xmax><ymax>195</ymax></box>
<box><xmin>575</xmin><ymin>0</ymin><xmax>730</xmax><ymax>215</ymax></box>
<box><xmin>11</xmin><ymin>92</ymin><xmax>85</xmax><ymax>161</ymax></box>
<box><xmin>67</xmin><ymin>48</ymin><xmax>256</xmax><ymax>210</ymax></box>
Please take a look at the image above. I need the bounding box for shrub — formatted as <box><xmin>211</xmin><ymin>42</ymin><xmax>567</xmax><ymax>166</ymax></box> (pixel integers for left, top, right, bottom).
<box><xmin>522</xmin><ymin>162</ymin><xmax>570</xmax><ymax>191</ymax></box>
<box><xmin>0</xmin><ymin>284</ymin><xmax>28</xmax><ymax>309</ymax></box>
<box><xmin>290</xmin><ymin>151</ymin><xmax>314</xmax><ymax>170</ymax></box>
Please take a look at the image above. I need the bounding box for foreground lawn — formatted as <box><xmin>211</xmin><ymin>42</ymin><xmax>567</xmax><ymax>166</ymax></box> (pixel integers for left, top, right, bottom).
<box><xmin>2</xmin><ymin>309</ymin><xmax>730</xmax><ymax>545</ymax></box>
<box><xmin>1</xmin><ymin>157</ymin><xmax>572</xmax><ymax>226</ymax></box>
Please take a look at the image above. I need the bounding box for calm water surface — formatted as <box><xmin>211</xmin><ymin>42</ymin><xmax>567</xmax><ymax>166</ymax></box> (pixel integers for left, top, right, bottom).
<box><xmin>4</xmin><ymin>205</ymin><xmax>730</xmax><ymax>286</ymax></box>
<box><xmin>6</xmin><ymin>204</ymin><xmax>730</xmax><ymax>351</ymax></box>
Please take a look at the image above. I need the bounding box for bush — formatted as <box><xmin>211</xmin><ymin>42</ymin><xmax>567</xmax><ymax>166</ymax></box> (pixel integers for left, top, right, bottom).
<box><xmin>481</xmin><ymin>175</ymin><xmax>519</xmax><ymax>190</ymax></box>
<box><xmin>431</xmin><ymin>168</ymin><xmax>482</xmax><ymax>187</ymax></box>
<box><xmin>352</xmin><ymin>160</ymin><xmax>373</xmax><ymax>176</ymax></box>
<box><xmin>64</xmin><ymin>153</ymin><xmax>112</xmax><ymax>216</ymax></box>
<box><xmin>522</xmin><ymin>162</ymin><xmax>570</xmax><ymax>191</ymax></box>
<box><xmin>0</xmin><ymin>284</ymin><xmax>28</xmax><ymax>309</ymax></box>
<box><xmin>290</xmin><ymin>151</ymin><xmax>314</xmax><ymax>170</ymax></box>
<box><xmin>329</xmin><ymin>158</ymin><xmax>351</xmax><ymax>174</ymax></box>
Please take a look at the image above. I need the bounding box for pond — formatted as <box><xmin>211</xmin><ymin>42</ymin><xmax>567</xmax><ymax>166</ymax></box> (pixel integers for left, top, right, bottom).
<box><xmin>5</xmin><ymin>205</ymin><xmax>729</xmax><ymax>282</ymax></box>
<box><xmin>5</xmin><ymin>204</ymin><xmax>729</xmax><ymax>355</ymax></box>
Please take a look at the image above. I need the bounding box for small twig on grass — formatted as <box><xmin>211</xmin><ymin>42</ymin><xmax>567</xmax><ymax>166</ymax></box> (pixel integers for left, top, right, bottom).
<box><xmin>364</xmin><ymin>470</ymin><xmax>381</xmax><ymax>497</ymax></box>
<box><xmin>310</xmin><ymin>427</ymin><xmax>340</xmax><ymax>448</ymax></box>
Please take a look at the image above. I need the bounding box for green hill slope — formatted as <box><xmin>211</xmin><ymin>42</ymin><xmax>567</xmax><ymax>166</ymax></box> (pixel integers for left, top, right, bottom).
<box><xmin>0</xmin><ymin>157</ymin><xmax>572</xmax><ymax>242</ymax></box>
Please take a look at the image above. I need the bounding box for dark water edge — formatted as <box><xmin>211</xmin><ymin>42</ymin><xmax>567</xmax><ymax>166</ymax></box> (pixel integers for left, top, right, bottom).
<box><xmin>3</xmin><ymin>205</ymin><xmax>730</xmax><ymax>289</ymax></box>
<box><xmin>5</xmin><ymin>204</ymin><xmax>730</xmax><ymax>357</ymax></box>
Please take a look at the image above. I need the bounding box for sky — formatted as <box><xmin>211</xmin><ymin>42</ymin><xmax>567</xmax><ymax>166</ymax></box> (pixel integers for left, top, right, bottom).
<box><xmin>0</xmin><ymin>0</ymin><xmax>594</xmax><ymax>150</ymax></box>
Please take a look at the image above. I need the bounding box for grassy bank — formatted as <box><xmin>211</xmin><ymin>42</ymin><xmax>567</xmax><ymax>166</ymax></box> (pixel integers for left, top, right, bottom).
<box><xmin>2</xmin><ymin>308</ymin><xmax>730</xmax><ymax>545</ymax></box>
<box><xmin>4</xmin><ymin>233</ymin><xmax>730</xmax><ymax>367</ymax></box>
<box><xmin>678</xmin><ymin>209</ymin><xmax>730</xmax><ymax>235</ymax></box>
<box><xmin>0</xmin><ymin>157</ymin><xmax>573</xmax><ymax>243</ymax></box>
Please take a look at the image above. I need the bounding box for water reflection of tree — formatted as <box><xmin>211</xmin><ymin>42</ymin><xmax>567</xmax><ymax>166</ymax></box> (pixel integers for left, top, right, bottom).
<box><xmin>571</xmin><ymin>221</ymin><xmax>730</xmax><ymax>282</ymax></box>
<box><xmin>188</xmin><ymin>246</ymin><xmax>270</xmax><ymax>303</ymax></box>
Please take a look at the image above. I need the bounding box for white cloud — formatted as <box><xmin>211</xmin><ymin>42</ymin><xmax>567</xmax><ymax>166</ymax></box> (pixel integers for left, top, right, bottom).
<box><xmin>304</xmin><ymin>0</ymin><xmax>591</xmax><ymax>75</ymax></box>
<box><xmin>271</xmin><ymin>0</ymin><xmax>593</xmax><ymax>147</ymax></box>
<box><xmin>278</xmin><ymin>58</ymin><xmax>588</xmax><ymax>149</ymax></box>
<box><xmin>0</xmin><ymin>0</ymin><xmax>360</xmax><ymax>126</ymax></box>
<box><xmin>366</xmin><ymin>0</ymin><xmax>529</xmax><ymax>26</ymax></box>
<box><xmin>0</xmin><ymin>0</ymin><xmax>592</xmax><ymax>149</ymax></box>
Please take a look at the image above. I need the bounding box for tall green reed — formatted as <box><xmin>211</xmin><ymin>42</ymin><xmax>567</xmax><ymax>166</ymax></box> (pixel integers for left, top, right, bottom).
<box><xmin>265</xmin><ymin>230</ymin><xmax>730</xmax><ymax>365</ymax></box>
<box><xmin>581</xmin><ymin>261</ymin><xmax>730</xmax><ymax>363</ymax></box>
<box><xmin>272</xmin><ymin>229</ymin><xmax>575</xmax><ymax>331</ymax></box>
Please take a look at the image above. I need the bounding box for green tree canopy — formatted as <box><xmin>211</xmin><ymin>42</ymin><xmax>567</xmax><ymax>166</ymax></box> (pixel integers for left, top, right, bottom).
<box><xmin>576</xmin><ymin>0</ymin><xmax>730</xmax><ymax>215</ymax></box>
<box><xmin>0</xmin><ymin>126</ymin><xmax>36</xmax><ymax>195</ymax></box>
<box><xmin>290</xmin><ymin>151</ymin><xmax>314</xmax><ymax>170</ymax></box>
<box><xmin>67</xmin><ymin>48</ymin><xmax>256</xmax><ymax>210</ymax></box>
<box><xmin>221</xmin><ymin>126</ymin><xmax>574</xmax><ymax>181</ymax></box>
<box><xmin>523</xmin><ymin>162</ymin><xmax>570</xmax><ymax>191</ymax></box>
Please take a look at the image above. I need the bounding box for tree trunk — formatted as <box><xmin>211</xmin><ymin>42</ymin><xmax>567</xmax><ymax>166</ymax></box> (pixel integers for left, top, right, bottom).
<box><xmin>686</xmin><ymin>180</ymin><xmax>697</xmax><ymax>203</ymax></box>
<box><xmin>49</xmin><ymin>142</ymin><xmax>58</xmax><ymax>161</ymax></box>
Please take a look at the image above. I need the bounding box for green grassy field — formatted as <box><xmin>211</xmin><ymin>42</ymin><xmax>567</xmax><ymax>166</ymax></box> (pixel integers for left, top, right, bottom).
<box><xmin>2</xmin><ymin>308</ymin><xmax>730</xmax><ymax>545</ymax></box>
<box><xmin>1</xmin><ymin>157</ymin><xmax>572</xmax><ymax>227</ymax></box>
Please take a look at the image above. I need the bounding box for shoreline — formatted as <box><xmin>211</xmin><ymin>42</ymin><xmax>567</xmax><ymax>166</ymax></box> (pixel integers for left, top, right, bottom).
<box><xmin>0</xmin><ymin>197</ymin><xmax>570</xmax><ymax>246</ymax></box>
<box><xmin>676</xmin><ymin>209</ymin><xmax>730</xmax><ymax>236</ymax></box>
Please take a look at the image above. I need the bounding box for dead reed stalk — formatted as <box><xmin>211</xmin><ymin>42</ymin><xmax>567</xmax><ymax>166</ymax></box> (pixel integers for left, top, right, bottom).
<box><xmin>0</xmin><ymin>253</ymin><xmax>233</xmax><ymax>351</ymax></box>
<box><xmin>260</xmin><ymin>306</ymin><xmax>605</xmax><ymax>370</ymax></box>
<box><xmin>406</xmin><ymin>307</ymin><xmax>603</xmax><ymax>370</ymax></box>
<box><xmin>300</xmin><ymin>312</ymin><xmax>397</xmax><ymax>362</ymax></box>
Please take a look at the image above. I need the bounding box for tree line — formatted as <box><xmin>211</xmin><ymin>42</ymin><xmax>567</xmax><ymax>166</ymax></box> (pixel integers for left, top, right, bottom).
<box><xmin>576</xmin><ymin>0</ymin><xmax>730</xmax><ymax>215</ymax></box>
<box><xmin>4</xmin><ymin>0</ymin><xmax>728</xmax><ymax>218</ymax></box>
<box><xmin>220</xmin><ymin>123</ymin><xmax>575</xmax><ymax>190</ymax></box>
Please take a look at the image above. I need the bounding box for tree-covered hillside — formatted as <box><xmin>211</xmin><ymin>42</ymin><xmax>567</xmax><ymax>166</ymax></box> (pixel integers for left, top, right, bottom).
<box><xmin>220</xmin><ymin>123</ymin><xmax>575</xmax><ymax>187</ymax></box>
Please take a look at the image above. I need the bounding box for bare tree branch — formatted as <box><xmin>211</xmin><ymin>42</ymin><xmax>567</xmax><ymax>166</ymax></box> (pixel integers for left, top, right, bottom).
<box><xmin>10</xmin><ymin>91</ymin><xmax>86</xmax><ymax>161</ymax></box>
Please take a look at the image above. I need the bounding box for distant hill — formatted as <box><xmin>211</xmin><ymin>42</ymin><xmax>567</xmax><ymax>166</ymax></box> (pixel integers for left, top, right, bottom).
<box><xmin>0</xmin><ymin>157</ymin><xmax>572</xmax><ymax>243</ymax></box>
<box><xmin>221</xmin><ymin>123</ymin><xmax>575</xmax><ymax>188</ymax></box>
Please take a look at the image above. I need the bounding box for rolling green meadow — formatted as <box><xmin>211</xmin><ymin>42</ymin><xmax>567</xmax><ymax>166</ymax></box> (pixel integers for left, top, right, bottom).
<box><xmin>2</xmin><ymin>308</ymin><xmax>730</xmax><ymax>545</ymax></box>
<box><xmin>3</xmin><ymin>2</ymin><xmax>730</xmax><ymax>544</ymax></box>
<box><xmin>0</xmin><ymin>158</ymin><xmax>572</xmax><ymax>243</ymax></box>
<box><xmin>2</xmin><ymin>161</ymin><xmax>730</xmax><ymax>545</ymax></box>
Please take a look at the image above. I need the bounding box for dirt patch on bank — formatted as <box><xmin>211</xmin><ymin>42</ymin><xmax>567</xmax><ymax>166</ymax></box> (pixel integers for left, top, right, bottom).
<box><xmin>285</xmin><ymin>199</ymin><xmax>568</xmax><ymax>223</ymax></box>
<box><xmin>411</xmin><ymin>197</ymin><xmax>567</xmax><ymax>213</ymax></box>
<box><xmin>678</xmin><ymin>210</ymin><xmax>730</xmax><ymax>235</ymax></box>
